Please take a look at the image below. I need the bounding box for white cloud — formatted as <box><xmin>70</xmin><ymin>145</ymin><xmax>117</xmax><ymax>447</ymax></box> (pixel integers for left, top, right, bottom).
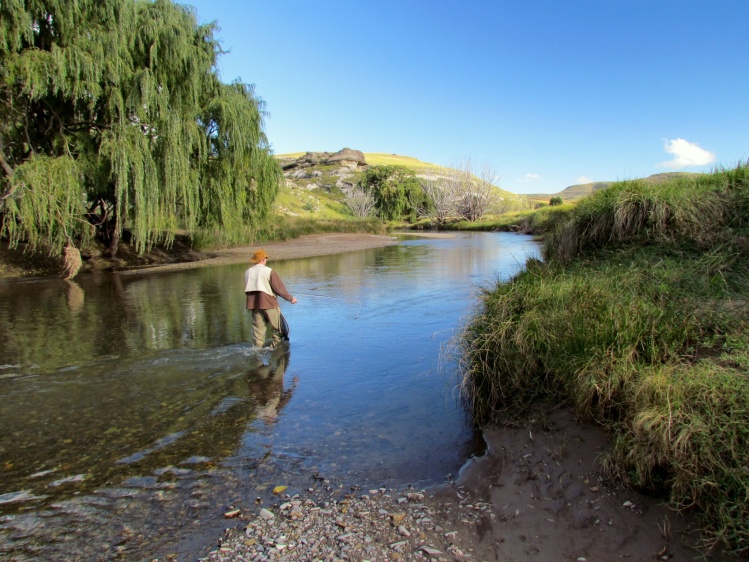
<box><xmin>576</xmin><ymin>176</ymin><xmax>593</xmax><ymax>184</ymax></box>
<box><xmin>660</xmin><ymin>138</ymin><xmax>716</xmax><ymax>168</ymax></box>
<box><xmin>520</xmin><ymin>173</ymin><xmax>540</xmax><ymax>183</ymax></box>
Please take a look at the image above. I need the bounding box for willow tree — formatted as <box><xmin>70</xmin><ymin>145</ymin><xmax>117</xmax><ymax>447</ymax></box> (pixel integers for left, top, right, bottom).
<box><xmin>0</xmin><ymin>0</ymin><xmax>280</xmax><ymax>267</ymax></box>
<box><xmin>358</xmin><ymin>165</ymin><xmax>429</xmax><ymax>222</ymax></box>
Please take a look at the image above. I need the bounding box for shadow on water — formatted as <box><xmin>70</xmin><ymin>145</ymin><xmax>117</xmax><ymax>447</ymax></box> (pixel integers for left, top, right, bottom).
<box><xmin>0</xmin><ymin>232</ymin><xmax>540</xmax><ymax>559</ymax></box>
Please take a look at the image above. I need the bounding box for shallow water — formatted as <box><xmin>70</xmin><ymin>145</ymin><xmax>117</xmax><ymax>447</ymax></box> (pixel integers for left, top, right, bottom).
<box><xmin>0</xmin><ymin>231</ymin><xmax>540</xmax><ymax>559</ymax></box>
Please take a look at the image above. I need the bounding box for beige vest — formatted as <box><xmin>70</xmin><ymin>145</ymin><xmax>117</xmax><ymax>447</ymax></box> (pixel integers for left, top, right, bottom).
<box><xmin>244</xmin><ymin>264</ymin><xmax>275</xmax><ymax>296</ymax></box>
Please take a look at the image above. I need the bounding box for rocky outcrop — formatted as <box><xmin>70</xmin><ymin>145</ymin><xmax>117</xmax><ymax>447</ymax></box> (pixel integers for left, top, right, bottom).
<box><xmin>325</xmin><ymin>147</ymin><xmax>366</xmax><ymax>170</ymax></box>
<box><xmin>280</xmin><ymin>148</ymin><xmax>367</xmax><ymax>172</ymax></box>
<box><xmin>279</xmin><ymin>148</ymin><xmax>368</xmax><ymax>194</ymax></box>
<box><xmin>280</xmin><ymin>152</ymin><xmax>322</xmax><ymax>170</ymax></box>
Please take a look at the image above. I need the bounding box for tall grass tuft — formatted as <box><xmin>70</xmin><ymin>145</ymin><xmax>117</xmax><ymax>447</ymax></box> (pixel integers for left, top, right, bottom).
<box><xmin>460</xmin><ymin>163</ymin><xmax>749</xmax><ymax>553</ymax></box>
<box><xmin>545</xmin><ymin>165</ymin><xmax>749</xmax><ymax>263</ymax></box>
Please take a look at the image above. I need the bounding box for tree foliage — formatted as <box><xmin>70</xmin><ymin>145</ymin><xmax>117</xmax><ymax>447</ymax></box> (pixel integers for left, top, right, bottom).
<box><xmin>358</xmin><ymin>165</ymin><xmax>428</xmax><ymax>221</ymax></box>
<box><xmin>0</xmin><ymin>0</ymin><xmax>281</xmax><ymax>261</ymax></box>
<box><xmin>549</xmin><ymin>196</ymin><xmax>563</xmax><ymax>206</ymax></box>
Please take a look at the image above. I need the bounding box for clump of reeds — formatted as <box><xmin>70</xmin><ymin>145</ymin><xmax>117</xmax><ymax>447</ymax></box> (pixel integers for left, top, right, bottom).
<box><xmin>460</xmin><ymin>163</ymin><xmax>749</xmax><ymax>553</ymax></box>
<box><xmin>62</xmin><ymin>241</ymin><xmax>82</xmax><ymax>279</ymax></box>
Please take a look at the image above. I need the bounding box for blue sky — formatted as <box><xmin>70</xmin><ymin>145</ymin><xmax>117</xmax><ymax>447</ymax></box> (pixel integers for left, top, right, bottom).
<box><xmin>182</xmin><ymin>0</ymin><xmax>748</xmax><ymax>194</ymax></box>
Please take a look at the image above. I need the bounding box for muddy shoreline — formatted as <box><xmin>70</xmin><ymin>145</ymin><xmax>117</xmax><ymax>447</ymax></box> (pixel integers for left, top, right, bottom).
<box><xmin>193</xmin><ymin>406</ymin><xmax>724</xmax><ymax>562</ymax></box>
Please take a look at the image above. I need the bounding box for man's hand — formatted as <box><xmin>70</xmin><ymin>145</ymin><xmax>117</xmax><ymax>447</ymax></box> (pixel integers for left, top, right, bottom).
<box><xmin>291</xmin><ymin>297</ymin><xmax>297</xmax><ymax>304</ymax></box>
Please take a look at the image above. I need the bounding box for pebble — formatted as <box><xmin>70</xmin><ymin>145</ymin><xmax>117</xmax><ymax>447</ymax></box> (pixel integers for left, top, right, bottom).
<box><xmin>204</xmin><ymin>482</ymin><xmax>475</xmax><ymax>561</ymax></box>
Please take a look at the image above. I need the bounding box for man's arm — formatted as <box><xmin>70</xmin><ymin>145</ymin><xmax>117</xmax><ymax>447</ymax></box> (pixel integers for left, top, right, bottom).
<box><xmin>269</xmin><ymin>270</ymin><xmax>297</xmax><ymax>303</ymax></box>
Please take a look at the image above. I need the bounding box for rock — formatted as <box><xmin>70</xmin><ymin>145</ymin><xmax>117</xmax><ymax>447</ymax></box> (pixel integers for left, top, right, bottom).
<box><xmin>205</xmin><ymin>481</ymin><xmax>484</xmax><ymax>562</ymax></box>
<box><xmin>324</xmin><ymin>148</ymin><xmax>366</xmax><ymax>170</ymax></box>
<box><xmin>390</xmin><ymin>512</ymin><xmax>407</xmax><ymax>524</ymax></box>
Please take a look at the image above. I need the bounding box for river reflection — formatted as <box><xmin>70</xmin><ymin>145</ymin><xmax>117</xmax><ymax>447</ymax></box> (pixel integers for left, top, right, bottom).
<box><xmin>0</xmin><ymin>232</ymin><xmax>540</xmax><ymax>560</ymax></box>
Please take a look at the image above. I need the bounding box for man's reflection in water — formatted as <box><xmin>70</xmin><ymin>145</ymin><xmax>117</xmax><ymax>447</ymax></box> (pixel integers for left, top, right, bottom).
<box><xmin>248</xmin><ymin>348</ymin><xmax>297</xmax><ymax>423</ymax></box>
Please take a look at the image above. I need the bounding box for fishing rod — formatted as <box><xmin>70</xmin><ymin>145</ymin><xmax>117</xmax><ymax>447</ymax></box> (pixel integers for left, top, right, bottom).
<box><xmin>293</xmin><ymin>292</ymin><xmax>362</xmax><ymax>318</ymax></box>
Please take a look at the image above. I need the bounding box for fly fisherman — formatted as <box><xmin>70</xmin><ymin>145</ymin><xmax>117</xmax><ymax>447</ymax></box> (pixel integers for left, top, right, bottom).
<box><xmin>244</xmin><ymin>249</ymin><xmax>297</xmax><ymax>348</ymax></box>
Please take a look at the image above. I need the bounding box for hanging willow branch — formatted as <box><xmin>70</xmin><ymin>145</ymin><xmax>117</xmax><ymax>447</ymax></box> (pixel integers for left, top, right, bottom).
<box><xmin>0</xmin><ymin>0</ymin><xmax>282</xmax><ymax>260</ymax></box>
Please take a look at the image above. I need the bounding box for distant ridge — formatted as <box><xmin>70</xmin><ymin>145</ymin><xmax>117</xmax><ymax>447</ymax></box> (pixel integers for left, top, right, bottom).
<box><xmin>528</xmin><ymin>172</ymin><xmax>704</xmax><ymax>201</ymax></box>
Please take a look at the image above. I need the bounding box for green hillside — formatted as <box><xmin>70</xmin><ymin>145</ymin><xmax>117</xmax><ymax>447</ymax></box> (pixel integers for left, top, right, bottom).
<box><xmin>528</xmin><ymin>172</ymin><xmax>704</xmax><ymax>202</ymax></box>
<box><xmin>273</xmin><ymin>150</ymin><xmax>524</xmax><ymax>219</ymax></box>
<box><xmin>361</xmin><ymin>153</ymin><xmax>443</xmax><ymax>171</ymax></box>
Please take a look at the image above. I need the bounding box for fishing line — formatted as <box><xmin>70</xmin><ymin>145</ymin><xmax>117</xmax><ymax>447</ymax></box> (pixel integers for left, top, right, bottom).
<box><xmin>293</xmin><ymin>292</ymin><xmax>362</xmax><ymax>318</ymax></box>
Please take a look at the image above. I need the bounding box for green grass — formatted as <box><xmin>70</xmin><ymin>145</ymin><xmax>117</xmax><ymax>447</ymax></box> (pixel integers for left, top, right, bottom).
<box><xmin>363</xmin><ymin>153</ymin><xmax>443</xmax><ymax>171</ymax></box>
<box><xmin>192</xmin><ymin>216</ymin><xmax>386</xmax><ymax>251</ymax></box>
<box><xmin>445</xmin><ymin>203</ymin><xmax>576</xmax><ymax>234</ymax></box>
<box><xmin>253</xmin><ymin>215</ymin><xmax>387</xmax><ymax>241</ymax></box>
<box><xmin>274</xmin><ymin>185</ymin><xmax>351</xmax><ymax>219</ymax></box>
<box><xmin>460</xmin><ymin>163</ymin><xmax>749</xmax><ymax>554</ymax></box>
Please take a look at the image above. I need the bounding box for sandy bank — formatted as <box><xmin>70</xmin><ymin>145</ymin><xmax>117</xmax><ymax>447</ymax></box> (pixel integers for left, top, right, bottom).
<box><xmin>121</xmin><ymin>233</ymin><xmax>401</xmax><ymax>275</ymax></box>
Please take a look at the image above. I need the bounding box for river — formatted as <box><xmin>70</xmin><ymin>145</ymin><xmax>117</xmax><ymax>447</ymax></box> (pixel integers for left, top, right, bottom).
<box><xmin>0</xmin><ymin>231</ymin><xmax>540</xmax><ymax>560</ymax></box>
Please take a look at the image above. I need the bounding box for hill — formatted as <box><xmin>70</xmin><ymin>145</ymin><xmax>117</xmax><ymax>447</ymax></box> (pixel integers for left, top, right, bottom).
<box><xmin>273</xmin><ymin>149</ymin><xmax>524</xmax><ymax>218</ymax></box>
<box><xmin>528</xmin><ymin>172</ymin><xmax>704</xmax><ymax>202</ymax></box>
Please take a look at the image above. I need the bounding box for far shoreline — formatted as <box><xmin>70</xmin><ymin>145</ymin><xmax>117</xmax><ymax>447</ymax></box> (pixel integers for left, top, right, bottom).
<box><xmin>118</xmin><ymin>231</ymin><xmax>456</xmax><ymax>276</ymax></box>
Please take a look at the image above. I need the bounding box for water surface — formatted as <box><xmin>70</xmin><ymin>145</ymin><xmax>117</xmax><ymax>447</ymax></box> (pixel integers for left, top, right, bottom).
<box><xmin>0</xmin><ymin>232</ymin><xmax>540</xmax><ymax>559</ymax></box>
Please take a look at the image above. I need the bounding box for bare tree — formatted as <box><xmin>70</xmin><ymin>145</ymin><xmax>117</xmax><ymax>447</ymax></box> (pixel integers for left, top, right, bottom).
<box><xmin>452</xmin><ymin>160</ymin><xmax>500</xmax><ymax>222</ymax></box>
<box><xmin>344</xmin><ymin>186</ymin><xmax>376</xmax><ymax>218</ymax></box>
<box><xmin>418</xmin><ymin>176</ymin><xmax>457</xmax><ymax>226</ymax></box>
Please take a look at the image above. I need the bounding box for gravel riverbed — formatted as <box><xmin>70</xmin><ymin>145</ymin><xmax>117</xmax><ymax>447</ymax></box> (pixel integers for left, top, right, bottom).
<box><xmin>204</xmin><ymin>482</ymin><xmax>482</xmax><ymax>562</ymax></box>
<box><xmin>195</xmin><ymin>407</ymin><xmax>731</xmax><ymax>562</ymax></box>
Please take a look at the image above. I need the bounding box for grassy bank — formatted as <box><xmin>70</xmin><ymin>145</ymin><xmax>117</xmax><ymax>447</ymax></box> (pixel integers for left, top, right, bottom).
<box><xmin>191</xmin><ymin>216</ymin><xmax>387</xmax><ymax>251</ymax></box>
<box><xmin>451</xmin><ymin>203</ymin><xmax>575</xmax><ymax>234</ymax></box>
<box><xmin>460</xmin><ymin>164</ymin><xmax>749</xmax><ymax>553</ymax></box>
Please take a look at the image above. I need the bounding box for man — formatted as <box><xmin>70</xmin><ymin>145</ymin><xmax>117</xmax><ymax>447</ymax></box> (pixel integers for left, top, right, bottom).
<box><xmin>244</xmin><ymin>249</ymin><xmax>297</xmax><ymax>348</ymax></box>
